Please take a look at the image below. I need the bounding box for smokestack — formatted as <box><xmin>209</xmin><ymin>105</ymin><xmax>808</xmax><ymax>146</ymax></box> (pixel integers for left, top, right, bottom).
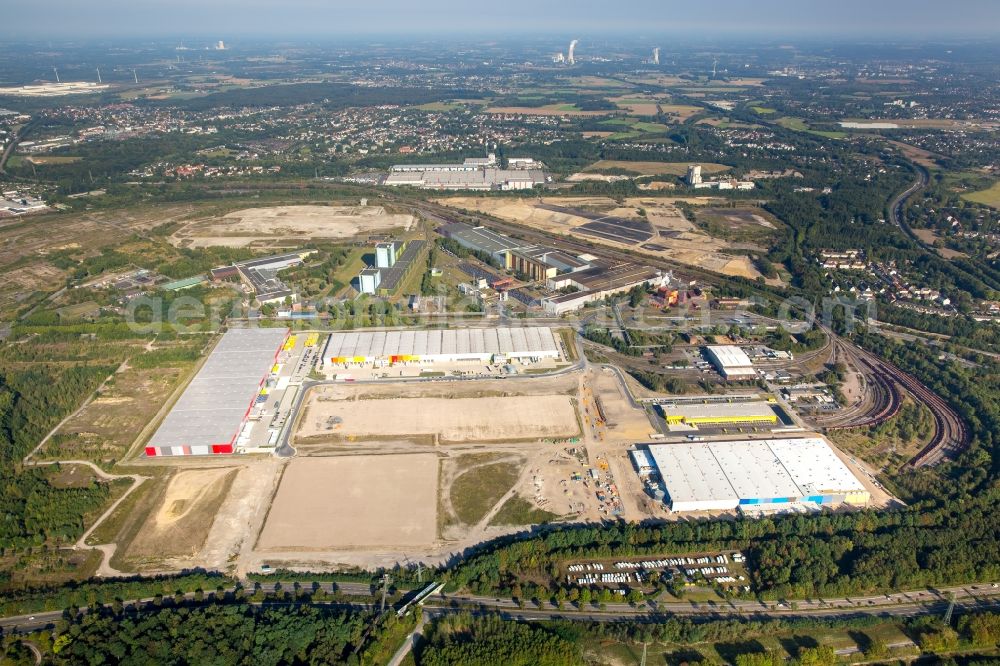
<box><xmin>568</xmin><ymin>39</ymin><xmax>578</xmax><ymax>65</ymax></box>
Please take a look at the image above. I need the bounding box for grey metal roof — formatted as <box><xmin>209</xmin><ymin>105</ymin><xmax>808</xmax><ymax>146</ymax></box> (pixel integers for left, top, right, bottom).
<box><xmin>148</xmin><ymin>328</ymin><xmax>289</xmax><ymax>449</ymax></box>
<box><xmin>324</xmin><ymin>327</ymin><xmax>559</xmax><ymax>360</ymax></box>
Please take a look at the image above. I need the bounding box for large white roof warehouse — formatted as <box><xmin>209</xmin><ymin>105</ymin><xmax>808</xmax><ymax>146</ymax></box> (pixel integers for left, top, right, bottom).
<box><xmin>323</xmin><ymin>327</ymin><xmax>560</xmax><ymax>366</ymax></box>
<box><xmin>646</xmin><ymin>437</ymin><xmax>869</xmax><ymax>513</ymax></box>
<box><xmin>145</xmin><ymin>328</ymin><xmax>289</xmax><ymax>456</ymax></box>
<box><xmin>706</xmin><ymin>345</ymin><xmax>756</xmax><ymax>379</ymax></box>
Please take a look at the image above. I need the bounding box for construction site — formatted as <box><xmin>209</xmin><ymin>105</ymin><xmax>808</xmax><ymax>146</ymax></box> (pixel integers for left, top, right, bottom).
<box><xmin>435</xmin><ymin>196</ymin><xmax>771</xmax><ymax>281</ymax></box>
<box><xmin>97</xmin><ymin>318</ymin><xmax>897</xmax><ymax>573</ymax></box>
<box><xmin>169</xmin><ymin>204</ymin><xmax>415</xmax><ymax>249</ymax></box>
<box><xmin>79</xmin><ymin>326</ymin><xmax>899</xmax><ymax>575</ymax></box>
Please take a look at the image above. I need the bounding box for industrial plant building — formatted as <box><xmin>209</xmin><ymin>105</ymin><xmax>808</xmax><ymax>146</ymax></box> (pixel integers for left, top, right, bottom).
<box><xmin>356</xmin><ymin>239</ymin><xmax>424</xmax><ymax>295</ymax></box>
<box><xmin>376</xmin><ymin>241</ymin><xmax>403</xmax><ymax>268</ymax></box>
<box><xmin>438</xmin><ymin>222</ymin><xmax>666</xmax><ymax>313</ymax></box>
<box><xmin>543</xmin><ymin>262</ymin><xmax>668</xmax><ymax>314</ymax></box>
<box><xmin>384</xmin><ymin>154</ymin><xmax>546</xmax><ymax>191</ymax></box>
<box><xmin>145</xmin><ymin>327</ymin><xmax>290</xmax><ymax>456</ymax></box>
<box><xmin>658</xmin><ymin>401</ymin><xmax>779</xmax><ymax>428</ymax></box>
<box><xmin>359</xmin><ymin>267</ymin><xmax>381</xmax><ymax>294</ymax></box>
<box><xmin>705</xmin><ymin>345</ymin><xmax>757</xmax><ymax>379</ymax></box>
<box><xmin>322</xmin><ymin>326</ymin><xmax>560</xmax><ymax>367</ymax></box>
<box><xmin>645</xmin><ymin>438</ymin><xmax>870</xmax><ymax>513</ymax></box>
<box><xmin>440</xmin><ymin>223</ymin><xmax>524</xmax><ymax>264</ymax></box>
<box><xmin>385</xmin><ymin>168</ymin><xmax>545</xmax><ymax>191</ymax></box>
<box><xmin>211</xmin><ymin>250</ymin><xmax>315</xmax><ymax>304</ymax></box>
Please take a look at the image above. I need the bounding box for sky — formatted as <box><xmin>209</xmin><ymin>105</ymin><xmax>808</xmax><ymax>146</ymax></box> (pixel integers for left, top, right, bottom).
<box><xmin>4</xmin><ymin>0</ymin><xmax>1000</xmax><ymax>40</ymax></box>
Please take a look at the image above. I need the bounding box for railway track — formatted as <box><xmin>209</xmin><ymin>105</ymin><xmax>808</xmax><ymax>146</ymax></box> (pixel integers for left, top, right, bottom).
<box><xmin>818</xmin><ymin>339</ymin><xmax>902</xmax><ymax>431</ymax></box>
<box><xmin>416</xmin><ymin>200</ymin><xmax>969</xmax><ymax>468</ymax></box>
<box><xmin>820</xmin><ymin>334</ymin><xmax>968</xmax><ymax>467</ymax></box>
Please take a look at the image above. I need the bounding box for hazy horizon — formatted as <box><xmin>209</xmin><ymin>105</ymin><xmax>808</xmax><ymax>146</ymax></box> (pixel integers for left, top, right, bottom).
<box><xmin>4</xmin><ymin>0</ymin><xmax>1000</xmax><ymax>40</ymax></box>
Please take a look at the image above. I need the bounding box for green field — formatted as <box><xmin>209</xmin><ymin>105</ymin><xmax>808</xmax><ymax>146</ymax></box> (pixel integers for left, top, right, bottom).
<box><xmin>776</xmin><ymin>116</ymin><xmax>846</xmax><ymax>139</ymax></box>
<box><xmin>751</xmin><ymin>105</ymin><xmax>777</xmax><ymax>114</ymax></box>
<box><xmin>450</xmin><ymin>461</ymin><xmax>520</xmax><ymax>525</ymax></box>
<box><xmin>489</xmin><ymin>496</ymin><xmax>559</xmax><ymax>526</ymax></box>
<box><xmin>963</xmin><ymin>181</ymin><xmax>1000</xmax><ymax>208</ymax></box>
<box><xmin>8</xmin><ymin>155</ymin><xmax>82</xmax><ymax>167</ymax></box>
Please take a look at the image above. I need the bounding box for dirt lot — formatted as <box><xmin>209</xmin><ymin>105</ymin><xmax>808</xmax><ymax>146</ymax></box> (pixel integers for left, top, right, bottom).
<box><xmin>436</xmin><ymin>195</ymin><xmax>766</xmax><ymax>281</ymax></box>
<box><xmin>591</xmin><ymin>369</ymin><xmax>655</xmax><ymax>440</ymax></box>
<box><xmin>297</xmin><ymin>394</ymin><xmax>579</xmax><ymax>443</ymax></box>
<box><xmin>257</xmin><ymin>454</ymin><xmax>438</xmax><ymax>549</ymax></box>
<box><xmin>124</xmin><ymin>467</ymin><xmax>237</xmax><ymax>563</ymax></box>
<box><xmin>0</xmin><ymin>204</ymin><xmax>201</xmax><ymax>321</ymax></box>
<box><xmin>171</xmin><ymin>205</ymin><xmax>415</xmax><ymax>248</ymax></box>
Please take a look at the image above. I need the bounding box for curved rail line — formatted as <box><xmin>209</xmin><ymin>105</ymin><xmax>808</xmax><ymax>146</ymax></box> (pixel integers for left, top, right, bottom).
<box><xmin>850</xmin><ymin>341</ymin><xmax>968</xmax><ymax>467</ymax></box>
<box><xmin>813</xmin><ymin>333</ymin><xmax>967</xmax><ymax>467</ymax></box>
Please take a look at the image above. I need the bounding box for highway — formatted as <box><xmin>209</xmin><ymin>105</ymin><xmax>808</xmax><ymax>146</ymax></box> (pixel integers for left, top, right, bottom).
<box><xmin>0</xmin><ymin>119</ymin><xmax>34</xmax><ymax>175</ymax></box>
<box><xmin>2</xmin><ymin>579</ymin><xmax>998</xmax><ymax>635</ymax></box>
<box><xmin>888</xmin><ymin>164</ymin><xmax>930</xmax><ymax>246</ymax></box>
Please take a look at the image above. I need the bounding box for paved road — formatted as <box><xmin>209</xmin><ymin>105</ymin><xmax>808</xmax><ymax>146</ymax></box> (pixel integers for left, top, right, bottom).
<box><xmin>4</xmin><ymin>580</ymin><xmax>998</xmax><ymax>634</ymax></box>
<box><xmin>888</xmin><ymin>164</ymin><xmax>930</xmax><ymax>246</ymax></box>
<box><xmin>387</xmin><ymin>612</ymin><xmax>427</xmax><ymax>666</ymax></box>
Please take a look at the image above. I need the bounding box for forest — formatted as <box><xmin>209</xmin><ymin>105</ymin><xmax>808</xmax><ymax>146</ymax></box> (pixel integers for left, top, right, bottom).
<box><xmin>43</xmin><ymin>602</ymin><xmax>374</xmax><ymax>665</ymax></box>
<box><xmin>0</xmin><ymin>366</ymin><xmax>117</xmax><ymax>554</ymax></box>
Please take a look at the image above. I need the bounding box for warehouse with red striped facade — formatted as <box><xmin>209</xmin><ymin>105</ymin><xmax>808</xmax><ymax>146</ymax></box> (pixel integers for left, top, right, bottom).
<box><xmin>145</xmin><ymin>327</ymin><xmax>290</xmax><ymax>456</ymax></box>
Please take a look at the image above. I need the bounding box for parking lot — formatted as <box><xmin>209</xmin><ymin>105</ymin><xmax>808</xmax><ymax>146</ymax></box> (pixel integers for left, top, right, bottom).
<box><xmin>238</xmin><ymin>332</ymin><xmax>320</xmax><ymax>452</ymax></box>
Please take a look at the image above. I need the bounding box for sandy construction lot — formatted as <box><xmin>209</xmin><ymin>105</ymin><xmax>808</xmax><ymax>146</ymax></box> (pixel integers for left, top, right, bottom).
<box><xmin>298</xmin><ymin>395</ymin><xmax>579</xmax><ymax>443</ymax></box>
<box><xmin>257</xmin><ymin>455</ymin><xmax>437</xmax><ymax>549</ymax></box>
<box><xmin>171</xmin><ymin>205</ymin><xmax>414</xmax><ymax>248</ymax></box>
<box><xmin>125</xmin><ymin>467</ymin><xmax>237</xmax><ymax>561</ymax></box>
<box><xmin>435</xmin><ymin>195</ymin><xmax>766</xmax><ymax>281</ymax></box>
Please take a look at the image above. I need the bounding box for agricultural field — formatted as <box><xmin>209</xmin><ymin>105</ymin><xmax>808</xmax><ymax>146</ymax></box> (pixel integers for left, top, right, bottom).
<box><xmin>485</xmin><ymin>104</ymin><xmax>613</xmax><ymax>116</ymax></box>
<box><xmin>776</xmin><ymin>116</ymin><xmax>847</xmax><ymax>139</ymax></box>
<box><xmin>963</xmin><ymin>180</ymin><xmax>1000</xmax><ymax>209</ymax></box>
